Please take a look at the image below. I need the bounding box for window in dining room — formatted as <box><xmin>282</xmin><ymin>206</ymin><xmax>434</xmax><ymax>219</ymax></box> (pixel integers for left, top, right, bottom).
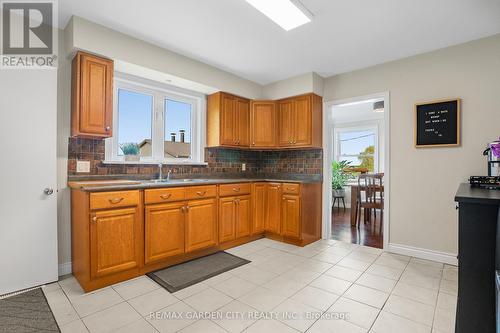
<box><xmin>336</xmin><ymin>127</ymin><xmax>378</xmax><ymax>173</ymax></box>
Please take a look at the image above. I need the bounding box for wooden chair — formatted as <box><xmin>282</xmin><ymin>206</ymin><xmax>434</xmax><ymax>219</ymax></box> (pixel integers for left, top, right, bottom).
<box><xmin>356</xmin><ymin>174</ymin><xmax>384</xmax><ymax>233</ymax></box>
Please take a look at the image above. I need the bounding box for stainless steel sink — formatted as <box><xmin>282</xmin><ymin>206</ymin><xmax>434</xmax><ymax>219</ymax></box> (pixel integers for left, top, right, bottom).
<box><xmin>145</xmin><ymin>178</ymin><xmax>210</xmax><ymax>184</ymax></box>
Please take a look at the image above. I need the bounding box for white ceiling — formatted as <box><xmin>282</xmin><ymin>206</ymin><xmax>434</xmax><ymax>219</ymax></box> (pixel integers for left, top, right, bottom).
<box><xmin>59</xmin><ymin>0</ymin><xmax>500</xmax><ymax>85</ymax></box>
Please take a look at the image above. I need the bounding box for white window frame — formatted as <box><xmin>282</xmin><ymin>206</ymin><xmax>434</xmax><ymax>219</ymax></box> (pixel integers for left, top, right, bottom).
<box><xmin>105</xmin><ymin>73</ymin><xmax>206</xmax><ymax>165</ymax></box>
<box><xmin>333</xmin><ymin>123</ymin><xmax>379</xmax><ymax>173</ymax></box>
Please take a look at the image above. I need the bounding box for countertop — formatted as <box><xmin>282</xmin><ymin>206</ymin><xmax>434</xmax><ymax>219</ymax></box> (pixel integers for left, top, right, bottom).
<box><xmin>68</xmin><ymin>176</ymin><xmax>322</xmax><ymax>192</ymax></box>
<box><xmin>455</xmin><ymin>183</ymin><xmax>500</xmax><ymax>205</ymax></box>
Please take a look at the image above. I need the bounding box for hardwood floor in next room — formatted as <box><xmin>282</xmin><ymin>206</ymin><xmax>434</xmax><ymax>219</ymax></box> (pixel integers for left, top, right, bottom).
<box><xmin>332</xmin><ymin>208</ymin><xmax>383</xmax><ymax>249</ymax></box>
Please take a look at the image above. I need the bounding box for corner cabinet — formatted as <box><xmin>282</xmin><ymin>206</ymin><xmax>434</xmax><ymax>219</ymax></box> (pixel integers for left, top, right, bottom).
<box><xmin>250</xmin><ymin>101</ymin><xmax>277</xmax><ymax>148</ymax></box>
<box><xmin>71</xmin><ymin>51</ymin><xmax>114</xmax><ymax>138</ymax></box>
<box><xmin>207</xmin><ymin>92</ymin><xmax>250</xmax><ymax>147</ymax></box>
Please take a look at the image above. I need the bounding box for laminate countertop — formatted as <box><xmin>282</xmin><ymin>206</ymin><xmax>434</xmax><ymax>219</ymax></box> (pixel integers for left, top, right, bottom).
<box><xmin>68</xmin><ymin>176</ymin><xmax>322</xmax><ymax>192</ymax></box>
<box><xmin>455</xmin><ymin>183</ymin><xmax>500</xmax><ymax>205</ymax></box>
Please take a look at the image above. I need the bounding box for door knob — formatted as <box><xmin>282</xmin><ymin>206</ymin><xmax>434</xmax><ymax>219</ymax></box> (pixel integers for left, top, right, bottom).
<box><xmin>44</xmin><ymin>188</ymin><xmax>54</xmax><ymax>195</ymax></box>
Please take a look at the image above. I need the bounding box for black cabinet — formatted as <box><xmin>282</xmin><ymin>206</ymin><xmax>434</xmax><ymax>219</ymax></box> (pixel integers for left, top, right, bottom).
<box><xmin>455</xmin><ymin>184</ymin><xmax>500</xmax><ymax>333</ymax></box>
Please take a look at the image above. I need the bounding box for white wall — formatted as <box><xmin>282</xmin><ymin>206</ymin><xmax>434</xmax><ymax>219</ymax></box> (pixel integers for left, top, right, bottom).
<box><xmin>324</xmin><ymin>33</ymin><xmax>500</xmax><ymax>256</ymax></box>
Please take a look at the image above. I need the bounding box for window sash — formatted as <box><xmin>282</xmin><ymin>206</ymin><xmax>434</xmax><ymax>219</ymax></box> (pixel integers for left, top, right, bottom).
<box><xmin>105</xmin><ymin>74</ymin><xmax>206</xmax><ymax>165</ymax></box>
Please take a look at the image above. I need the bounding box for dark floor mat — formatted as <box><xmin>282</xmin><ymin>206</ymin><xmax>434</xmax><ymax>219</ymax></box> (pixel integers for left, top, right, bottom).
<box><xmin>0</xmin><ymin>288</ymin><xmax>60</xmax><ymax>333</ymax></box>
<box><xmin>147</xmin><ymin>251</ymin><xmax>250</xmax><ymax>293</ymax></box>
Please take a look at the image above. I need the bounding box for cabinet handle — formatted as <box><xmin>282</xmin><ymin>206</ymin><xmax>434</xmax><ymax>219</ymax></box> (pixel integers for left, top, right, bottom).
<box><xmin>252</xmin><ymin>142</ymin><xmax>255</xmax><ymax>145</ymax></box>
<box><xmin>232</xmin><ymin>188</ymin><xmax>240</xmax><ymax>192</ymax></box>
<box><xmin>185</xmin><ymin>206</ymin><xmax>190</xmax><ymax>211</ymax></box>
<box><xmin>108</xmin><ymin>197</ymin><xmax>124</xmax><ymax>204</ymax></box>
<box><xmin>196</xmin><ymin>191</ymin><xmax>206</xmax><ymax>196</ymax></box>
<box><xmin>91</xmin><ymin>216</ymin><xmax>97</xmax><ymax>222</ymax></box>
<box><xmin>105</xmin><ymin>126</ymin><xmax>110</xmax><ymax>131</ymax></box>
<box><xmin>160</xmin><ymin>193</ymin><xmax>172</xmax><ymax>200</ymax></box>
<box><xmin>181</xmin><ymin>206</ymin><xmax>186</xmax><ymax>213</ymax></box>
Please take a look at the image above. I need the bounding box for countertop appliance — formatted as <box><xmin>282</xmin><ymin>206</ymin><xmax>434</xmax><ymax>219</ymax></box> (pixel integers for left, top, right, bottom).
<box><xmin>484</xmin><ymin>141</ymin><xmax>500</xmax><ymax>177</ymax></box>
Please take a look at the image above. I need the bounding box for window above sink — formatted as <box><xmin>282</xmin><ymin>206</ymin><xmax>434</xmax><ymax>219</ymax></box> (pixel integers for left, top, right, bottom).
<box><xmin>104</xmin><ymin>73</ymin><xmax>207</xmax><ymax>165</ymax></box>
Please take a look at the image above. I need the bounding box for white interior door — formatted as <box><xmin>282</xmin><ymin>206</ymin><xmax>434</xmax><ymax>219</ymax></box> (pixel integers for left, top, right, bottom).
<box><xmin>0</xmin><ymin>69</ymin><xmax>58</xmax><ymax>295</ymax></box>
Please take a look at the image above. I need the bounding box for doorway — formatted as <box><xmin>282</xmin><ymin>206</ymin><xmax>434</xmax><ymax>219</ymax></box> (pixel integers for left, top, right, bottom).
<box><xmin>322</xmin><ymin>92</ymin><xmax>390</xmax><ymax>250</ymax></box>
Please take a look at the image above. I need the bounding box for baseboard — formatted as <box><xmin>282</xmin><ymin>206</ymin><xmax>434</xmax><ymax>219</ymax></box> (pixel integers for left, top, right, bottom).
<box><xmin>387</xmin><ymin>243</ymin><xmax>458</xmax><ymax>266</ymax></box>
<box><xmin>58</xmin><ymin>262</ymin><xmax>72</xmax><ymax>276</ymax></box>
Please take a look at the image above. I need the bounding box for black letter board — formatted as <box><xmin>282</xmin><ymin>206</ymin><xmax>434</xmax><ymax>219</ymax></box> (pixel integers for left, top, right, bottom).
<box><xmin>414</xmin><ymin>99</ymin><xmax>460</xmax><ymax>147</ymax></box>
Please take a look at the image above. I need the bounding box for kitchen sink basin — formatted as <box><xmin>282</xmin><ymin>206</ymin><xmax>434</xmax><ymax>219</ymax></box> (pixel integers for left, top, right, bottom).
<box><xmin>145</xmin><ymin>178</ymin><xmax>211</xmax><ymax>184</ymax></box>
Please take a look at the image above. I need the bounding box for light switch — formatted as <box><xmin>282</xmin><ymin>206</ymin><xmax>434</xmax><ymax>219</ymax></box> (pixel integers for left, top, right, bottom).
<box><xmin>242</xmin><ymin>163</ymin><xmax>246</xmax><ymax>171</ymax></box>
<box><xmin>76</xmin><ymin>160</ymin><xmax>91</xmax><ymax>173</ymax></box>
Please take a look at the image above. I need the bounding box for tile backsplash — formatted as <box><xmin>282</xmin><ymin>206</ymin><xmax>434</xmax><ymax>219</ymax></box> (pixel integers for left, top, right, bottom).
<box><xmin>67</xmin><ymin>138</ymin><xmax>322</xmax><ymax>177</ymax></box>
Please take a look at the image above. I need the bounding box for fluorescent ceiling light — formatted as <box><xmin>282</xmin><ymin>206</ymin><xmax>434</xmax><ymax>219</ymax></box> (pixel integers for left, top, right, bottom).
<box><xmin>246</xmin><ymin>0</ymin><xmax>312</xmax><ymax>31</ymax></box>
<box><xmin>335</xmin><ymin>98</ymin><xmax>381</xmax><ymax>108</ymax></box>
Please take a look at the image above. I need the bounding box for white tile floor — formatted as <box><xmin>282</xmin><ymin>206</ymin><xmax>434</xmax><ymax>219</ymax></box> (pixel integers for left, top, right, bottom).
<box><xmin>42</xmin><ymin>239</ymin><xmax>458</xmax><ymax>333</ymax></box>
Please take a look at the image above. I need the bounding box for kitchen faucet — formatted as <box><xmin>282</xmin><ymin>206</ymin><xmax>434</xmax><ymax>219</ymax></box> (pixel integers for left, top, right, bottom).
<box><xmin>167</xmin><ymin>169</ymin><xmax>172</xmax><ymax>181</ymax></box>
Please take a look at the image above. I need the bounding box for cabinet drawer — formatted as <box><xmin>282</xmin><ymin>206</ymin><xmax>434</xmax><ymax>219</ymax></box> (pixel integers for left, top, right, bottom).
<box><xmin>282</xmin><ymin>183</ymin><xmax>300</xmax><ymax>195</ymax></box>
<box><xmin>185</xmin><ymin>185</ymin><xmax>217</xmax><ymax>200</ymax></box>
<box><xmin>90</xmin><ymin>191</ymin><xmax>140</xmax><ymax>210</ymax></box>
<box><xmin>219</xmin><ymin>183</ymin><xmax>251</xmax><ymax>197</ymax></box>
<box><xmin>145</xmin><ymin>187</ymin><xmax>185</xmax><ymax>204</ymax></box>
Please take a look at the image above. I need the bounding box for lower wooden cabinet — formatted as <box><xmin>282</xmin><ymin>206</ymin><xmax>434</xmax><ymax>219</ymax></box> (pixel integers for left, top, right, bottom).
<box><xmin>219</xmin><ymin>195</ymin><xmax>251</xmax><ymax>243</ymax></box>
<box><xmin>90</xmin><ymin>207</ymin><xmax>141</xmax><ymax>278</ymax></box>
<box><xmin>144</xmin><ymin>202</ymin><xmax>185</xmax><ymax>264</ymax></box>
<box><xmin>252</xmin><ymin>183</ymin><xmax>267</xmax><ymax>234</ymax></box>
<box><xmin>281</xmin><ymin>195</ymin><xmax>300</xmax><ymax>239</ymax></box>
<box><xmin>70</xmin><ymin>181</ymin><xmax>321</xmax><ymax>292</ymax></box>
<box><xmin>265</xmin><ymin>183</ymin><xmax>282</xmax><ymax>234</ymax></box>
<box><xmin>219</xmin><ymin>197</ymin><xmax>236</xmax><ymax>243</ymax></box>
<box><xmin>185</xmin><ymin>198</ymin><xmax>218</xmax><ymax>253</ymax></box>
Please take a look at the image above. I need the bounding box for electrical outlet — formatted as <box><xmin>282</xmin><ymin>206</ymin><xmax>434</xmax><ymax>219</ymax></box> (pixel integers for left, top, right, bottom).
<box><xmin>241</xmin><ymin>163</ymin><xmax>246</xmax><ymax>171</ymax></box>
<box><xmin>76</xmin><ymin>160</ymin><xmax>91</xmax><ymax>173</ymax></box>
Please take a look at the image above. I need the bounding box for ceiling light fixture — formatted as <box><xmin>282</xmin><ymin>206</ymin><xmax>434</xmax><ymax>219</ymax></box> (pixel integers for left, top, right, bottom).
<box><xmin>245</xmin><ymin>0</ymin><xmax>312</xmax><ymax>31</ymax></box>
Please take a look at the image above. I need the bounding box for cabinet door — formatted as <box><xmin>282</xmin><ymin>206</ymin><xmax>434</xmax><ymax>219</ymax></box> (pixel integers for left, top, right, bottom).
<box><xmin>236</xmin><ymin>195</ymin><xmax>251</xmax><ymax>238</ymax></box>
<box><xmin>77</xmin><ymin>53</ymin><xmax>113</xmax><ymax>137</ymax></box>
<box><xmin>236</xmin><ymin>98</ymin><xmax>250</xmax><ymax>146</ymax></box>
<box><xmin>294</xmin><ymin>95</ymin><xmax>312</xmax><ymax>146</ymax></box>
<box><xmin>185</xmin><ymin>198</ymin><xmax>218</xmax><ymax>252</ymax></box>
<box><xmin>144</xmin><ymin>202</ymin><xmax>185</xmax><ymax>264</ymax></box>
<box><xmin>282</xmin><ymin>195</ymin><xmax>301</xmax><ymax>239</ymax></box>
<box><xmin>278</xmin><ymin>100</ymin><xmax>294</xmax><ymax>146</ymax></box>
<box><xmin>252</xmin><ymin>183</ymin><xmax>266</xmax><ymax>234</ymax></box>
<box><xmin>220</xmin><ymin>94</ymin><xmax>237</xmax><ymax>145</ymax></box>
<box><xmin>90</xmin><ymin>207</ymin><xmax>140</xmax><ymax>278</ymax></box>
<box><xmin>250</xmin><ymin>101</ymin><xmax>277</xmax><ymax>148</ymax></box>
<box><xmin>265</xmin><ymin>183</ymin><xmax>282</xmax><ymax>234</ymax></box>
<box><xmin>219</xmin><ymin>197</ymin><xmax>236</xmax><ymax>243</ymax></box>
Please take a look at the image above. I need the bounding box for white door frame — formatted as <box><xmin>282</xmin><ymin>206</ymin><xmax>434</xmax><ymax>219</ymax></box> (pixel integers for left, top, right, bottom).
<box><xmin>322</xmin><ymin>91</ymin><xmax>390</xmax><ymax>250</ymax></box>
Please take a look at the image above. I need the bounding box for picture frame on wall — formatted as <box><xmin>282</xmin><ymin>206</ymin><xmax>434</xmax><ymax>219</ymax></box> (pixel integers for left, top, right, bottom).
<box><xmin>414</xmin><ymin>98</ymin><xmax>461</xmax><ymax>148</ymax></box>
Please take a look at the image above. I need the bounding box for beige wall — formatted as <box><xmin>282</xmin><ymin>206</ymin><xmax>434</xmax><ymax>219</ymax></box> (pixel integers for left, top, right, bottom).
<box><xmin>262</xmin><ymin>72</ymin><xmax>324</xmax><ymax>99</ymax></box>
<box><xmin>66</xmin><ymin>16</ymin><xmax>262</xmax><ymax>99</ymax></box>
<box><xmin>324</xmin><ymin>33</ymin><xmax>500</xmax><ymax>255</ymax></box>
<box><xmin>57</xmin><ymin>29</ymin><xmax>72</xmax><ymax>267</ymax></box>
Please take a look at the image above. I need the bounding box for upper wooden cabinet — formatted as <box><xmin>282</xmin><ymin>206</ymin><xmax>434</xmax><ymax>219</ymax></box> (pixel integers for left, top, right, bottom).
<box><xmin>207</xmin><ymin>92</ymin><xmax>250</xmax><ymax>147</ymax></box>
<box><xmin>278</xmin><ymin>94</ymin><xmax>322</xmax><ymax>148</ymax></box>
<box><xmin>71</xmin><ymin>51</ymin><xmax>114</xmax><ymax>138</ymax></box>
<box><xmin>250</xmin><ymin>101</ymin><xmax>277</xmax><ymax>148</ymax></box>
<box><xmin>208</xmin><ymin>92</ymin><xmax>322</xmax><ymax>149</ymax></box>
